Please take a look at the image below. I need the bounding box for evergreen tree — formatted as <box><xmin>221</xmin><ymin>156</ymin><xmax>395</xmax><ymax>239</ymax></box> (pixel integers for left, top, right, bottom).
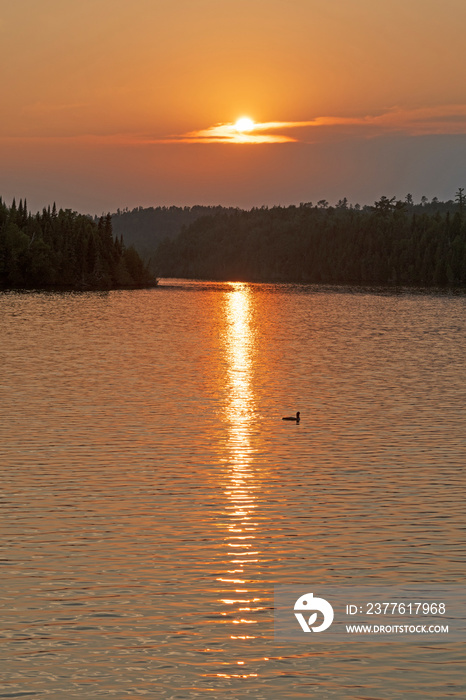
<box><xmin>0</xmin><ymin>198</ymin><xmax>157</xmax><ymax>290</ymax></box>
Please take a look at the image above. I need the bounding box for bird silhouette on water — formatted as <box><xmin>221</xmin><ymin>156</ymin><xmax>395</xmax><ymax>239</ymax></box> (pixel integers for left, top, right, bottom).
<box><xmin>282</xmin><ymin>411</ymin><xmax>300</xmax><ymax>422</ymax></box>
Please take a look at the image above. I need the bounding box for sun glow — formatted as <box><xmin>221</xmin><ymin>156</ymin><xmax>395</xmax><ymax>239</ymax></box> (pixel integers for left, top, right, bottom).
<box><xmin>161</xmin><ymin>117</ymin><xmax>300</xmax><ymax>143</ymax></box>
<box><xmin>235</xmin><ymin>117</ymin><xmax>255</xmax><ymax>133</ymax></box>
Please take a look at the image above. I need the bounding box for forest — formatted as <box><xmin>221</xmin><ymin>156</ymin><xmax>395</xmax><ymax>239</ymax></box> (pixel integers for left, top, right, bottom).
<box><xmin>154</xmin><ymin>194</ymin><xmax>466</xmax><ymax>287</ymax></box>
<box><xmin>3</xmin><ymin>193</ymin><xmax>466</xmax><ymax>290</ymax></box>
<box><xmin>0</xmin><ymin>198</ymin><xmax>156</xmax><ymax>290</ymax></box>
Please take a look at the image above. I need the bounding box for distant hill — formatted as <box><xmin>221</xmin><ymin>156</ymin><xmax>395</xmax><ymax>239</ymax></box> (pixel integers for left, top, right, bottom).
<box><xmin>154</xmin><ymin>196</ymin><xmax>466</xmax><ymax>286</ymax></box>
<box><xmin>108</xmin><ymin>199</ymin><xmax>460</xmax><ymax>270</ymax></box>
<box><xmin>108</xmin><ymin>205</ymin><xmax>239</xmax><ymax>266</ymax></box>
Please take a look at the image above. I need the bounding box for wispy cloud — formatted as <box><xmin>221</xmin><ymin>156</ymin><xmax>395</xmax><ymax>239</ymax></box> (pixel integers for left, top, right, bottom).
<box><xmin>154</xmin><ymin>121</ymin><xmax>308</xmax><ymax>144</ymax></box>
<box><xmin>150</xmin><ymin>105</ymin><xmax>466</xmax><ymax>145</ymax></box>
<box><xmin>314</xmin><ymin>105</ymin><xmax>466</xmax><ymax>137</ymax></box>
<box><xmin>4</xmin><ymin>105</ymin><xmax>466</xmax><ymax>144</ymax></box>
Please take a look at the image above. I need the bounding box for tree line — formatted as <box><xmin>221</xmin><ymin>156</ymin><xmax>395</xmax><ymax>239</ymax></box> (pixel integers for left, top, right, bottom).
<box><xmin>154</xmin><ymin>194</ymin><xmax>466</xmax><ymax>287</ymax></box>
<box><xmin>0</xmin><ymin>198</ymin><xmax>156</xmax><ymax>290</ymax></box>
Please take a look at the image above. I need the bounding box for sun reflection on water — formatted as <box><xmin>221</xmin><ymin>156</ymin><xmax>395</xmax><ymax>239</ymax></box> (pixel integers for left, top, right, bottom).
<box><xmin>223</xmin><ymin>283</ymin><xmax>256</xmax><ymax>425</ymax></box>
<box><xmin>214</xmin><ymin>283</ymin><xmax>267</xmax><ymax>646</ymax></box>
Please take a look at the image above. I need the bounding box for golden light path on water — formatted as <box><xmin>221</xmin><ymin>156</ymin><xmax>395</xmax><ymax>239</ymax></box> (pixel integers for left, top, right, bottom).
<box><xmin>215</xmin><ymin>283</ymin><xmax>264</xmax><ymax>678</ymax></box>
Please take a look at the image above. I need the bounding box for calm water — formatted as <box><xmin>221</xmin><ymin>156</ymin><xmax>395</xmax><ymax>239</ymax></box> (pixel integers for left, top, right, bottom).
<box><xmin>1</xmin><ymin>280</ymin><xmax>465</xmax><ymax>699</ymax></box>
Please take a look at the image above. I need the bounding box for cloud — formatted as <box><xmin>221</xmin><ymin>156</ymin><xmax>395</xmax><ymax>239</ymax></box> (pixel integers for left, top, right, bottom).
<box><xmin>150</xmin><ymin>105</ymin><xmax>466</xmax><ymax>145</ymax></box>
<box><xmin>4</xmin><ymin>105</ymin><xmax>466</xmax><ymax>145</ymax></box>
<box><xmin>154</xmin><ymin>121</ymin><xmax>303</xmax><ymax>144</ymax></box>
<box><xmin>322</xmin><ymin>105</ymin><xmax>466</xmax><ymax>137</ymax></box>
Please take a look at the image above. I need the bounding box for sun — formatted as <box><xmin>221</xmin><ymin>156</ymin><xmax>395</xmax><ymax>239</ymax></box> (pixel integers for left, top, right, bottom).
<box><xmin>235</xmin><ymin>117</ymin><xmax>255</xmax><ymax>133</ymax></box>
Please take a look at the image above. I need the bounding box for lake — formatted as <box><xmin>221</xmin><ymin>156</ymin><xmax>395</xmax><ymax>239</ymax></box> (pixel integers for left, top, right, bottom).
<box><xmin>1</xmin><ymin>279</ymin><xmax>465</xmax><ymax>698</ymax></box>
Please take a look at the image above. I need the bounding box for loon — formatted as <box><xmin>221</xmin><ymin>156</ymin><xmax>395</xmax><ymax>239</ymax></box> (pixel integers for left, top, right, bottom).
<box><xmin>282</xmin><ymin>411</ymin><xmax>300</xmax><ymax>422</ymax></box>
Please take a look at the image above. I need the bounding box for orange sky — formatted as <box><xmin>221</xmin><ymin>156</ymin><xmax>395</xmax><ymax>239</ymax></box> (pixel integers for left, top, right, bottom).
<box><xmin>1</xmin><ymin>0</ymin><xmax>466</xmax><ymax>213</ymax></box>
